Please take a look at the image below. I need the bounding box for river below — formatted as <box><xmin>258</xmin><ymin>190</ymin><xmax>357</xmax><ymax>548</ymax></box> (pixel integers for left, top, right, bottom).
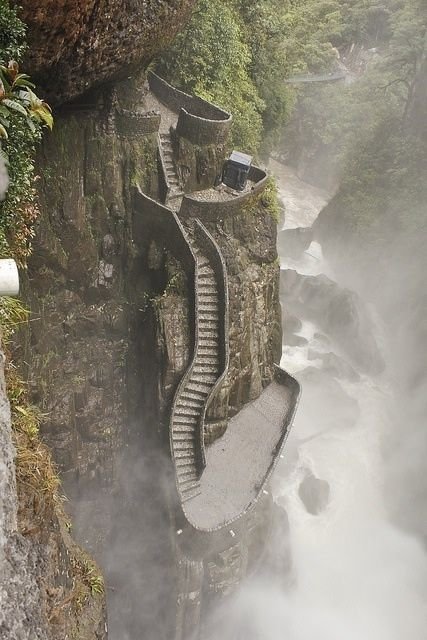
<box><xmin>209</xmin><ymin>161</ymin><xmax>427</xmax><ymax>639</ymax></box>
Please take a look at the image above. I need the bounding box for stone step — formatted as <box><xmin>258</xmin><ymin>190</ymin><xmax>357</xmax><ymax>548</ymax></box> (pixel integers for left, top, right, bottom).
<box><xmin>181</xmin><ymin>485</ymin><xmax>202</xmax><ymax>502</ymax></box>
<box><xmin>174</xmin><ymin>428</ymin><xmax>197</xmax><ymax>437</ymax></box>
<box><xmin>198</xmin><ymin>302</ymin><xmax>218</xmax><ymax>311</ymax></box>
<box><xmin>197</xmin><ymin>338</ymin><xmax>219</xmax><ymax>348</ymax></box>
<box><xmin>198</xmin><ymin>313</ymin><xmax>219</xmax><ymax>322</ymax></box>
<box><xmin>175</xmin><ymin>397</ymin><xmax>204</xmax><ymax>410</ymax></box>
<box><xmin>179</xmin><ymin>478</ymin><xmax>200</xmax><ymax>492</ymax></box>
<box><xmin>188</xmin><ymin>374</ymin><xmax>215</xmax><ymax>387</ymax></box>
<box><xmin>198</xmin><ymin>284</ymin><xmax>218</xmax><ymax>293</ymax></box>
<box><xmin>189</xmin><ymin>373</ymin><xmax>217</xmax><ymax>386</ymax></box>
<box><xmin>175</xmin><ymin>458</ymin><xmax>196</xmax><ymax>469</ymax></box>
<box><xmin>194</xmin><ymin>351</ymin><xmax>219</xmax><ymax>361</ymax></box>
<box><xmin>196</xmin><ymin>348</ymin><xmax>219</xmax><ymax>358</ymax></box>
<box><xmin>173</xmin><ymin>414</ymin><xmax>198</xmax><ymax>425</ymax></box>
<box><xmin>181</xmin><ymin>390</ymin><xmax>208</xmax><ymax>403</ymax></box>
<box><xmin>175</xmin><ymin>457</ymin><xmax>197</xmax><ymax>468</ymax></box>
<box><xmin>173</xmin><ymin>433</ymin><xmax>195</xmax><ymax>442</ymax></box>
<box><xmin>198</xmin><ymin>295</ymin><xmax>218</xmax><ymax>302</ymax></box>
<box><xmin>178</xmin><ymin>473</ymin><xmax>199</xmax><ymax>485</ymax></box>
<box><xmin>197</xmin><ymin>257</ymin><xmax>210</xmax><ymax>267</ymax></box>
<box><xmin>192</xmin><ymin>364</ymin><xmax>218</xmax><ymax>376</ymax></box>
<box><xmin>185</xmin><ymin>382</ymin><xmax>210</xmax><ymax>396</ymax></box>
<box><xmin>198</xmin><ymin>332</ymin><xmax>217</xmax><ymax>342</ymax></box>
<box><xmin>174</xmin><ymin>406</ymin><xmax>200</xmax><ymax>417</ymax></box>
<box><xmin>198</xmin><ymin>320</ymin><xmax>219</xmax><ymax>330</ymax></box>
<box><xmin>193</xmin><ymin>362</ymin><xmax>218</xmax><ymax>373</ymax></box>
<box><xmin>174</xmin><ymin>441</ymin><xmax>196</xmax><ymax>451</ymax></box>
<box><xmin>197</xmin><ymin>339</ymin><xmax>218</xmax><ymax>348</ymax></box>
<box><xmin>177</xmin><ymin>464</ymin><xmax>197</xmax><ymax>475</ymax></box>
<box><xmin>174</xmin><ymin>450</ymin><xmax>195</xmax><ymax>460</ymax></box>
<box><xmin>198</xmin><ymin>265</ymin><xmax>215</xmax><ymax>277</ymax></box>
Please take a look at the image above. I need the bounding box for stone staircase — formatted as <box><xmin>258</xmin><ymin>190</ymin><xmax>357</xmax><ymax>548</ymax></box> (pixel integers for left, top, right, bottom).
<box><xmin>171</xmin><ymin>240</ymin><xmax>222</xmax><ymax>503</ymax></box>
<box><xmin>159</xmin><ymin>131</ymin><xmax>183</xmax><ymax>210</ymax></box>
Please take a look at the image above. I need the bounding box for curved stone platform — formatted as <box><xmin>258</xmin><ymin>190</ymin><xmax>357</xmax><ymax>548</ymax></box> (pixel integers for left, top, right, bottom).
<box><xmin>148</xmin><ymin>72</ymin><xmax>232</xmax><ymax>145</ymax></box>
<box><xmin>179</xmin><ymin>166</ymin><xmax>268</xmax><ymax>221</ymax></box>
<box><xmin>184</xmin><ymin>368</ymin><xmax>300</xmax><ymax>531</ymax></box>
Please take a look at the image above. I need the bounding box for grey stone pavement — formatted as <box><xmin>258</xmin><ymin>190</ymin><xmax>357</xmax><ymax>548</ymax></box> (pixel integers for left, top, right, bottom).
<box><xmin>186</xmin><ymin>380</ymin><xmax>293</xmax><ymax>529</ymax></box>
<box><xmin>143</xmin><ymin>88</ymin><xmax>178</xmax><ymax>133</ymax></box>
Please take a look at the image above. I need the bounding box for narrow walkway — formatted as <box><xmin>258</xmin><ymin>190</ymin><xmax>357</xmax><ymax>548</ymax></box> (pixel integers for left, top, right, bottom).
<box><xmin>285</xmin><ymin>71</ymin><xmax>347</xmax><ymax>83</ymax></box>
<box><xmin>144</xmin><ymin>87</ymin><xmax>184</xmax><ymax>210</ymax></box>
<box><xmin>171</xmin><ymin>228</ymin><xmax>222</xmax><ymax>503</ymax></box>
<box><xmin>159</xmin><ymin>131</ymin><xmax>183</xmax><ymax>210</ymax></box>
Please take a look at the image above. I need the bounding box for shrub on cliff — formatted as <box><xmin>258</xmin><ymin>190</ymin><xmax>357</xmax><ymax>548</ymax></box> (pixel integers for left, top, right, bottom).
<box><xmin>159</xmin><ymin>0</ymin><xmax>344</xmax><ymax>156</ymax></box>
<box><xmin>0</xmin><ymin>0</ymin><xmax>51</xmax><ymax>264</ymax></box>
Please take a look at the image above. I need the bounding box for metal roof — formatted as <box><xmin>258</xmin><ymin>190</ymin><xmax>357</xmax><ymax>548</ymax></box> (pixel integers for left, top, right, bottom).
<box><xmin>229</xmin><ymin>150</ymin><xmax>252</xmax><ymax>167</ymax></box>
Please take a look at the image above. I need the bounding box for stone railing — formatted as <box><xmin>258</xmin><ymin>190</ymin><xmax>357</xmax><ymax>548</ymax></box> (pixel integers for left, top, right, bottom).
<box><xmin>179</xmin><ymin>166</ymin><xmax>268</xmax><ymax>221</ymax></box>
<box><xmin>193</xmin><ymin>220</ymin><xmax>229</xmax><ymax>459</ymax></box>
<box><xmin>132</xmin><ymin>187</ymin><xmax>195</xmax><ymax>278</ymax></box>
<box><xmin>115</xmin><ymin>109</ymin><xmax>161</xmax><ymax>137</ymax></box>
<box><xmin>175</xmin><ymin>108</ymin><xmax>232</xmax><ymax>145</ymax></box>
<box><xmin>148</xmin><ymin>72</ymin><xmax>232</xmax><ymax>146</ymax></box>
<box><xmin>157</xmin><ymin>135</ymin><xmax>171</xmax><ymax>204</ymax></box>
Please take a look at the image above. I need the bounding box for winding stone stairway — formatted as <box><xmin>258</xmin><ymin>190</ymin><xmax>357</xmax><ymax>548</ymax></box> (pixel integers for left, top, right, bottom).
<box><xmin>159</xmin><ymin>132</ymin><xmax>183</xmax><ymax>209</ymax></box>
<box><xmin>171</xmin><ymin>231</ymin><xmax>223</xmax><ymax>504</ymax></box>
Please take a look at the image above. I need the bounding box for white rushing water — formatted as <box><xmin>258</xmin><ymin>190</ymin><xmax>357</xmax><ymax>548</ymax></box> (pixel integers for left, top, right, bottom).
<box><xmin>211</xmin><ymin>161</ymin><xmax>427</xmax><ymax>640</ymax></box>
<box><xmin>274</xmin><ymin>161</ymin><xmax>427</xmax><ymax>640</ymax></box>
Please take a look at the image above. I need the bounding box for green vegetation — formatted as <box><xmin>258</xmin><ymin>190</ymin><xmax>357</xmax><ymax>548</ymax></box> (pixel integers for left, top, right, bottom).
<box><xmin>0</xmin><ymin>0</ymin><xmax>60</xmax><ymax>541</ymax></box>
<box><xmin>159</xmin><ymin>0</ymin><xmax>346</xmax><ymax>155</ymax></box>
<box><xmin>261</xmin><ymin>177</ymin><xmax>281</xmax><ymax>223</ymax></box>
<box><xmin>0</xmin><ymin>0</ymin><xmax>52</xmax><ymax>264</ymax></box>
<box><xmin>305</xmin><ymin>0</ymin><xmax>427</xmax><ymax>255</ymax></box>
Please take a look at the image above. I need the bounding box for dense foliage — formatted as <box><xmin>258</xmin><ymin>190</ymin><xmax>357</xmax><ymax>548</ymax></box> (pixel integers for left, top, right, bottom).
<box><xmin>308</xmin><ymin>0</ymin><xmax>427</xmax><ymax>252</ymax></box>
<box><xmin>0</xmin><ymin>0</ymin><xmax>51</xmax><ymax>264</ymax></box>
<box><xmin>159</xmin><ymin>0</ymin><xmax>344</xmax><ymax>154</ymax></box>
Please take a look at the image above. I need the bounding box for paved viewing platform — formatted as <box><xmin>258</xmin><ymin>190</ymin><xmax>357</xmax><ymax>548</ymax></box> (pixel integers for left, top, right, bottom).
<box><xmin>185</xmin><ymin>377</ymin><xmax>297</xmax><ymax>530</ymax></box>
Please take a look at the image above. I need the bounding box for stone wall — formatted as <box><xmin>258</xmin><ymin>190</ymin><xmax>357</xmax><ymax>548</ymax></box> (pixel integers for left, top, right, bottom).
<box><xmin>115</xmin><ymin>110</ymin><xmax>161</xmax><ymax>138</ymax></box>
<box><xmin>149</xmin><ymin>72</ymin><xmax>232</xmax><ymax>146</ymax></box>
<box><xmin>180</xmin><ymin>166</ymin><xmax>268</xmax><ymax>221</ymax></box>
<box><xmin>149</xmin><ymin>72</ymin><xmax>231</xmax><ymax>121</ymax></box>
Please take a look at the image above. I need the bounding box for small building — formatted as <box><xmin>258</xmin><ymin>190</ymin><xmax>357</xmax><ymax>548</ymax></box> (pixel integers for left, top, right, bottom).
<box><xmin>222</xmin><ymin>151</ymin><xmax>252</xmax><ymax>191</ymax></box>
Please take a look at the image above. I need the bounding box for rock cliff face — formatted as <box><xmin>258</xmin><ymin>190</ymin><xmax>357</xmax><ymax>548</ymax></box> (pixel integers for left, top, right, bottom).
<box><xmin>18</xmin><ymin>72</ymin><xmax>282</xmax><ymax>638</ymax></box>
<box><xmin>18</xmin><ymin>0</ymin><xmax>196</xmax><ymax>104</ymax></box>
<box><xmin>0</xmin><ymin>340</ymin><xmax>106</xmax><ymax>640</ymax></box>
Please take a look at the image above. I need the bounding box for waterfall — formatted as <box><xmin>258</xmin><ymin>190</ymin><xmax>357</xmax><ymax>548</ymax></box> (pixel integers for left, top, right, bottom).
<box><xmin>207</xmin><ymin>159</ymin><xmax>427</xmax><ymax>639</ymax></box>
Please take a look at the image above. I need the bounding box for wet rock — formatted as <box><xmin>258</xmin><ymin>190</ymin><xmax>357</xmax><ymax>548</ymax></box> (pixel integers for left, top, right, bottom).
<box><xmin>283</xmin><ymin>311</ymin><xmax>302</xmax><ymax>336</ymax></box>
<box><xmin>298</xmin><ymin>471</ymin><xmax>330</xmax><ymax>515</ymax></box>
<box><xmin>19</xmin><ymin>0</ymin><xmax>197</xmax><ymax>105</ymax></box>
<box><xmin>296</xmin><ymin>366</ymin><xmax>360</xmax><ymax>436</ymax></box>
<box><xmin>308</xmin><ymin>349</ymin><xmax>360</xmax><ymax>382</ymax></box>
<box><xmin>278</xmin><ymin>226</ymin><xmax>313</xmax><ymax>258</ymax></box>
<box><xmin>281</xmin><ymin>269</ymin><xmax>384</xmax><ymax>374</ymax></box>
<box><xmin>285</xmin><ymin>333</ymin><xmax>308</xmax><ymax>348</ymax></box>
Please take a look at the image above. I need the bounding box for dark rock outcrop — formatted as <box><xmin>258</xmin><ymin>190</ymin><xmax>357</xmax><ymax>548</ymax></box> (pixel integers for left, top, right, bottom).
<box><xmin>18</xmin><ymin>0</ymin><xmax>196</xmax><ymax>105</ymax></box>
<box><xmin>281</xmin><ymin>269</ymin><xmax>384</xmax><ymax>374</ymax></box>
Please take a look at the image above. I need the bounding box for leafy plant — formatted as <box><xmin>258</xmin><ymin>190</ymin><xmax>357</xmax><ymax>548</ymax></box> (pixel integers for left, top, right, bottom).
<box><xmin>0</xmin><ymin>60</ymin><xmax>53</xmax><ymax>138</ymax></box>
<box><xmin>0</xmin><ymin>1</ymin><xmax>53</xmax><ymax>264</ymax></box>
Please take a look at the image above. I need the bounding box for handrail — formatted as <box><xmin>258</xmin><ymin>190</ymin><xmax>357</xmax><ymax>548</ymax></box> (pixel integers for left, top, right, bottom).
<box><xmin>157</xmin><ymin>133</ymin><xmax>171</xmax><ymax>205</ymax></box>
<box><xmin>148</xmin><ymin>71</ymin><xmax>231</xmax><ymax>122</ymax></box>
